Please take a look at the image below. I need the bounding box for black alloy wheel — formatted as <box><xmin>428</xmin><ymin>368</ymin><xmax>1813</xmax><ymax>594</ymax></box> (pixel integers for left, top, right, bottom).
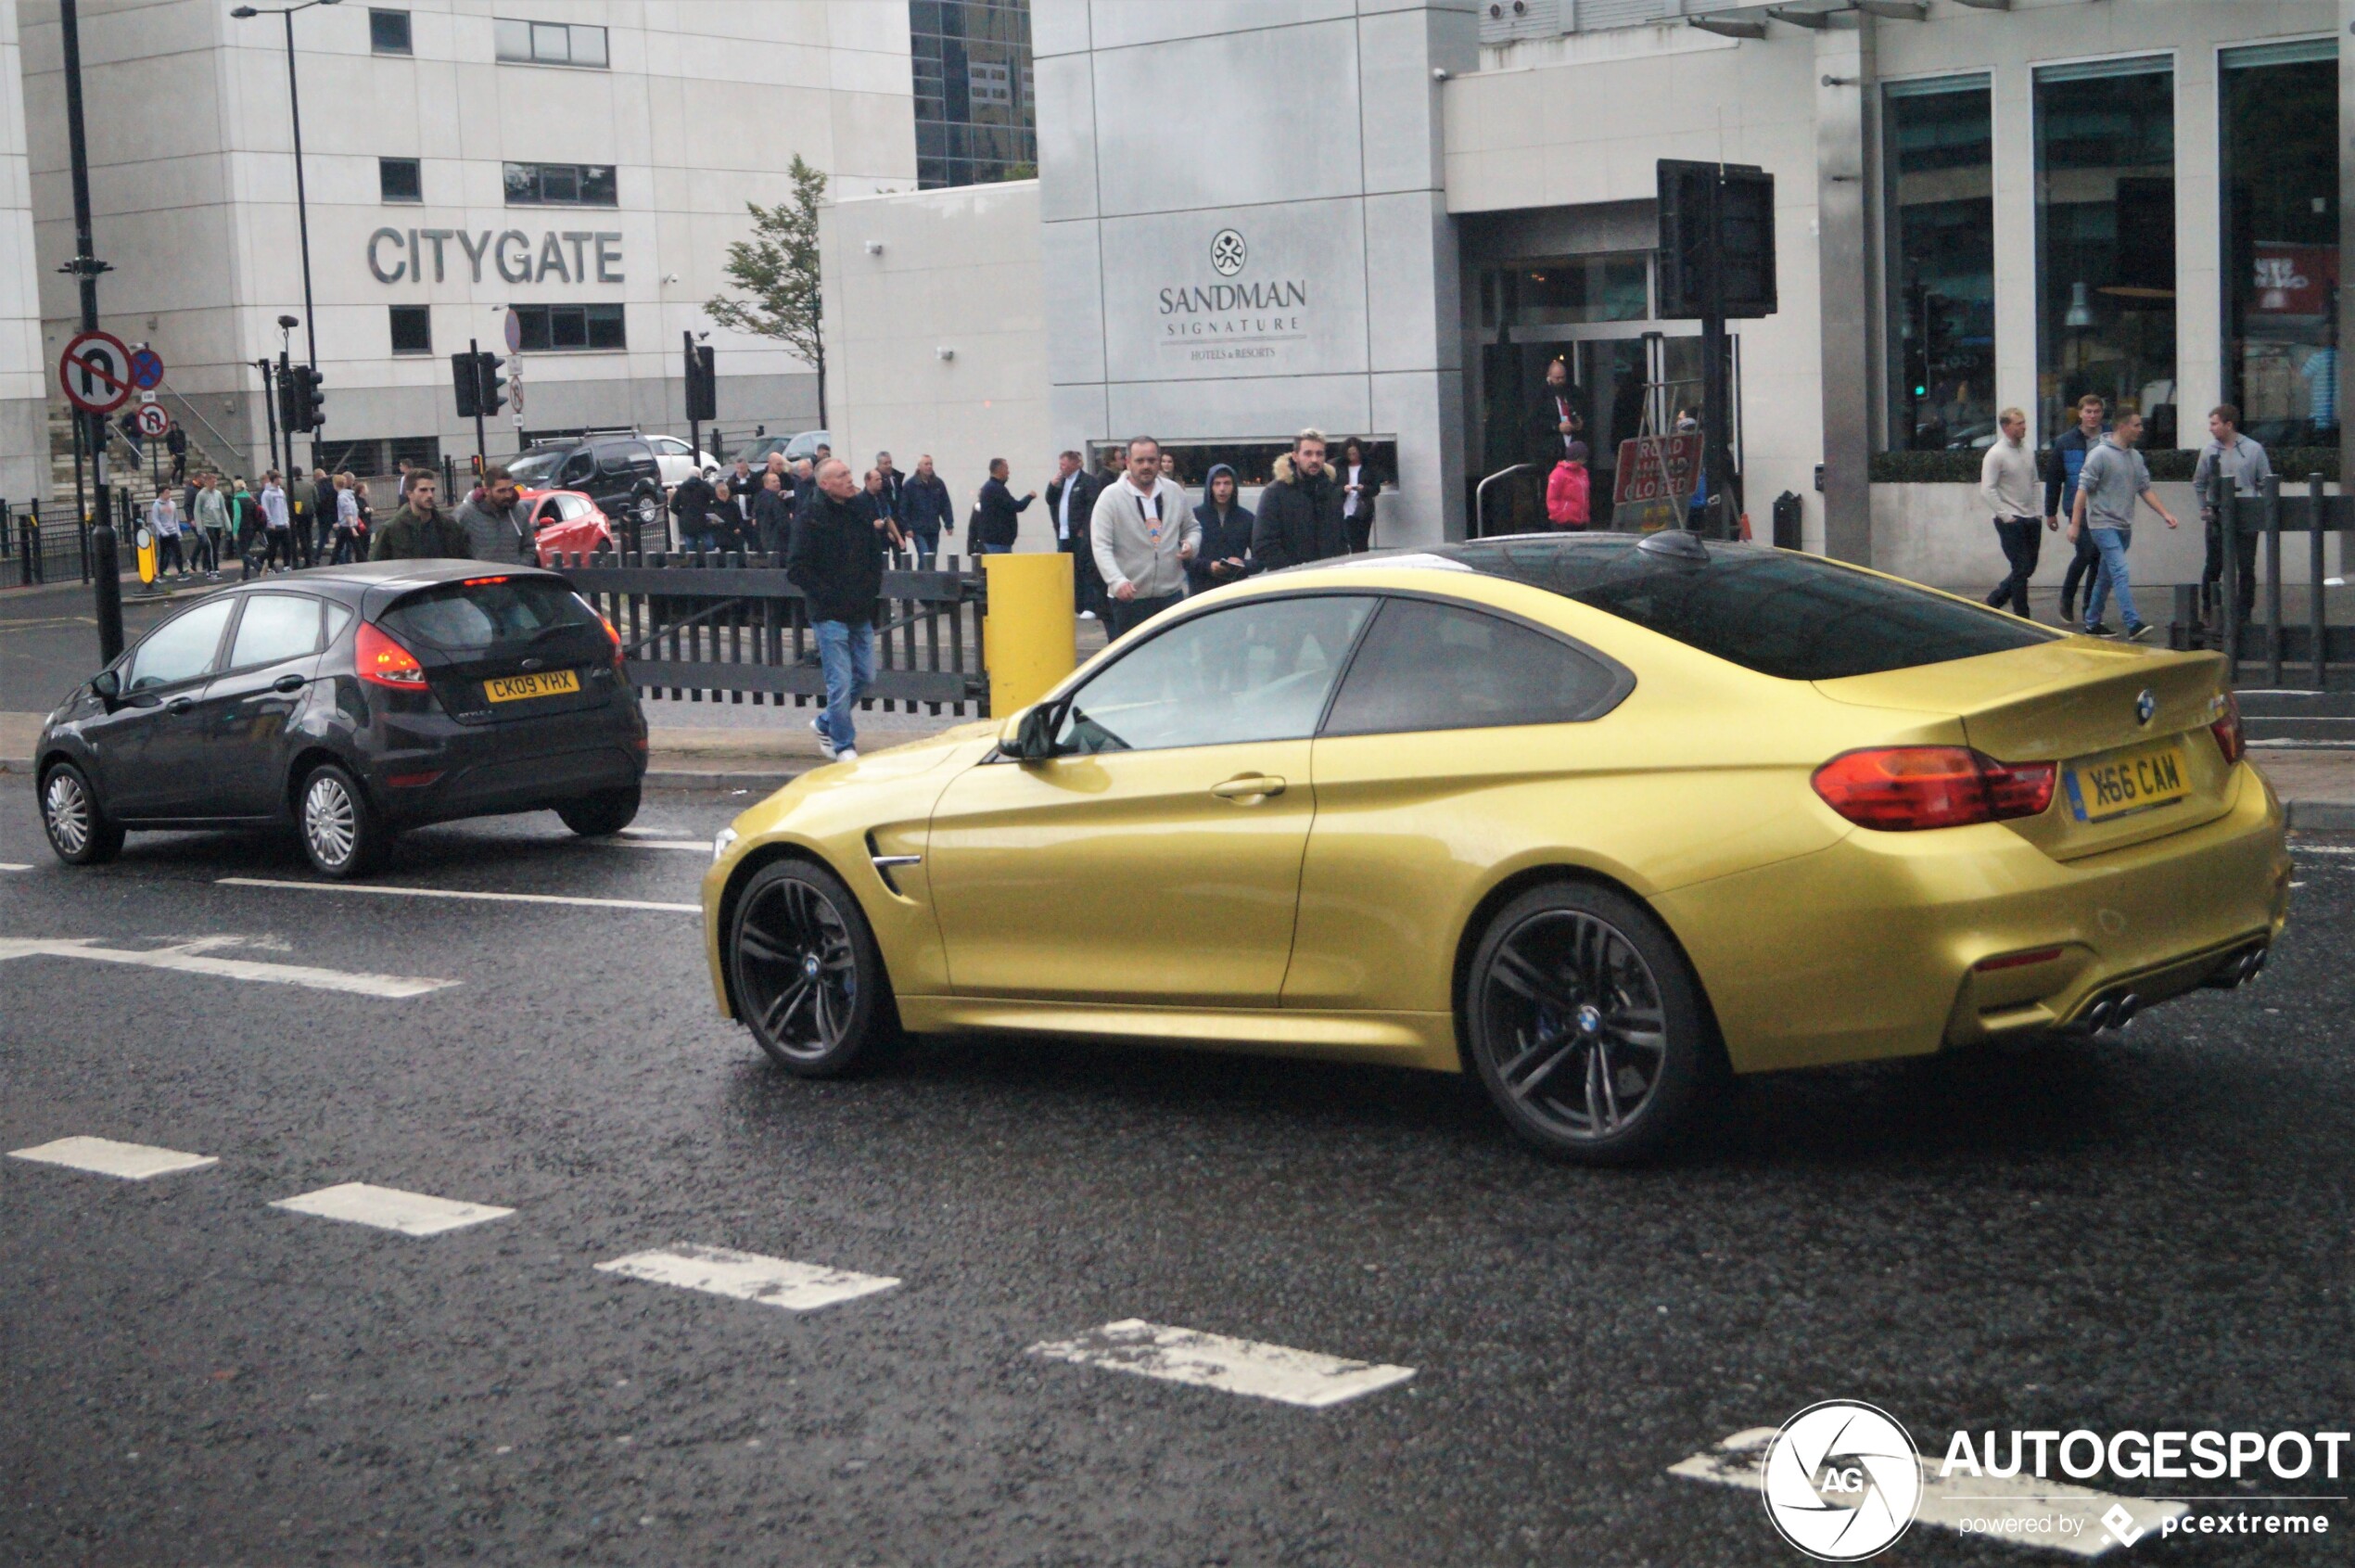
<box><xmin>297</xmin><ymin>762</ymin><xmax>395</xmax><ymax>878</ymax></box>
<box><xmin>556</xmin><ymin>785</ymin><xmax>640</xmax><ymax>837</ymax></box>
<box><xmin>1465</xmin><ymin>882</ymin><xmax>1713</xmax><ymax>1165</ymax></box>
<box><xmin>730</xmin><ymin>860</ymin><xmax>896</xmax><ymax>1076</ymax></box>
<box><xmin>39</xmin><ymin>762</ymin><xmax>123</xmax><ymax>865</ymax></box>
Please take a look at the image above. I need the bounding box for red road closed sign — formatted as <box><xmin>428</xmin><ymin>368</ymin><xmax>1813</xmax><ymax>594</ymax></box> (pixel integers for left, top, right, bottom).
<box><xmin>1612</xmin><ymin>433</ymin><xmax>1705</xmax><ymax>506</ymax></box>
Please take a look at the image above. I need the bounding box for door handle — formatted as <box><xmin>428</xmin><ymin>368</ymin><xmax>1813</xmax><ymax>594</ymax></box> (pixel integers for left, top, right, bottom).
<box><xmin>166</xmin><ymin>696</ymin><xmax>196</xmax><ymax>715</ymax></box>
<box><xmin>273</xmin><ymin>673</ymin><xmax>307</xmax><ymax>693</ymax></box>
<box><xmin>1209</xmin><ymin>774</ymin><xmax>1286</xmax><ymax>801</ymax></box>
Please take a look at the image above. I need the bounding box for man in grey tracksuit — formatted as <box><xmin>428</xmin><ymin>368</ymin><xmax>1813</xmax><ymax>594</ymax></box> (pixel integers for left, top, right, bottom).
<box><xmin>1088</xmin><ymin>436</ymin><xmax>1199</xmax><ymax>640</ymax></box>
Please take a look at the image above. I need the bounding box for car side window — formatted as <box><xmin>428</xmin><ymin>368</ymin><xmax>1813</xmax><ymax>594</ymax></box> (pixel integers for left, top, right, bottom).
<box><xmin>125</xmin><ymin>598</ymin><xmax>236</xmax><ymax>692</ymax></box>
<box><xmin>556</xmin><ymin>493</ymin><xmax>591</xmax><ymax>521</ymax></box>
<box><xmin>652</xmin><ymin>438</ymin><xmax>687</xmax><ymax>456</ymax></box>
<box><xmin>557</xmin><ymin>451</ymin><xmax>594</xmax><ymax>487</ymax></box>
<box><xmin>1052</xmin><ymin>595</ymin><xmax>1376</xmax><ymax>755</ymax></box>
<box><xmin>324</xmin><ymin>603</ymin><xmax>354</xmax><ymax>645</ymax></box>
<box><xmin>228</xmin><ymin>593</ymin><xmax>324</xmax><ymax>669</ymax></box>
<box><xmin>1320</xmin><ymin>597</ymin><xmax>1626</xmax><ymax>737</ymax></box>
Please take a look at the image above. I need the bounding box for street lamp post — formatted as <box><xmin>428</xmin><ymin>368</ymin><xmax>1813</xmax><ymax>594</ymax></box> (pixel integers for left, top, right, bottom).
<box><xmin>229</xmin><ymin>0</ymin><xmax>335</xmax><ymax>471</ymax></box>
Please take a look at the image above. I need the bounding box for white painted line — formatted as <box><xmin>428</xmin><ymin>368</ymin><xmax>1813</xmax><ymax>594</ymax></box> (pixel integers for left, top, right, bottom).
<box><xmin>218</xmin><ymin>876</ymin><xmax>699</xmax><ymax>914</ymax></box>
<box><xmin>9</xmin><ymin>1135</ymin><xmax>217</xmax><ymax>1180</ymax></box>
<box><xmin>2292</xmin><ymin>844</ymin><xmax>2355</xmax><ymax>855</ymax></box>
<box><xmin>0</xmin><ymin>862</ymin><xmax>32</xmax><ymax>872</ymax></box>
<box><xmin>2250</xmin><ymin>739</ymin><xmax>2355</xmax><ymax>749</ymax></box>
<box><xmin>270</xmin><ymin>1181</ymin><xmax>513</xmax><ymax>1236</ymax></box>
<box><xmin>600</xmin><ymin>839</ymin><xmax>710</xmax><ymax>852</ymax></box>
<box><xmin>595</xmin><ymin>1244</ymin><xmax>899</xmax><ymax>1311</ymax></box>
<box><xmin>0</xmin><ymin>937</ymin><xmax>454</xmax><ymax>998</ymax></box>
<box><xmin>1026</xmin><ymin>1319</ymin><xmax>1415</xmax><ymax>1409</ymax></box>
<box><xmin>1670</xmin><ymin>1429</ymin><xmax>2187</xmax><ymax>1559</ymax></box>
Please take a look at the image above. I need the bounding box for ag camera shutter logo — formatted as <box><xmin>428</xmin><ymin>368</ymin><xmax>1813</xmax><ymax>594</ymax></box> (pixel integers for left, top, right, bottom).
<box><xmin>1209</xmin><ymin>228</ymin><xmax>1246</xmax><ymax>277</ymax></box>
<box><xmin>1762</xmin><ymin>1401</ymin><xmax>1923</xmax><ymax>1561</ymax></box>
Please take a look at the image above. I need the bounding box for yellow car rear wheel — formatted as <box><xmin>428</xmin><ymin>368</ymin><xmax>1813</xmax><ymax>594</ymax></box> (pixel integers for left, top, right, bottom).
<box><xmin>1465</xmin><ymin>882</ymin><xmax>1712</xmax><ymax>1165</ymax></box>
<box><xmin>730</xmin><ymin>860</ymin><xmax>897</xmax><ymax>1077</ymax></box>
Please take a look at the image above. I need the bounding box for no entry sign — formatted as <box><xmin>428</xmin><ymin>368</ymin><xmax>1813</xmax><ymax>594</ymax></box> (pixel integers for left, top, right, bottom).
<box><xmin>58</xmin><ymin>330</ymin><xmax>134</xmax><ymax>414</ymax></box>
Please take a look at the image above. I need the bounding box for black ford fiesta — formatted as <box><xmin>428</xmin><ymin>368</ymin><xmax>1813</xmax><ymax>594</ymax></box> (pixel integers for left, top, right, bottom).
<box><xmin>33</xmin><ymin>561</ymin><xmax>648</xmax><ymax>876</ymax></box>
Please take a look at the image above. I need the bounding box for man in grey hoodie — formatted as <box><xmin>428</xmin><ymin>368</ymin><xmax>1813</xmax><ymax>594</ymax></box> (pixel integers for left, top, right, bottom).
<box><xmin>455</xmin><ymin>466</ymin><xmax>532</xmax><ymax>564</ymax></box>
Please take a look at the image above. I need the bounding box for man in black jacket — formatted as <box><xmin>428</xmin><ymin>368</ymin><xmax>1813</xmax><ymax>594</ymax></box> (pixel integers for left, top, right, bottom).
<box><xmin>1253</xmin><ymin>429</ymin><xmax>1349</xmax><ymax>572</ymax></box>
<box><xmin>786</xmin><ymin>459</ymin><xmax>890</xmax><ymax>762</ymax></box>
<box><xmin>1526</xmin><ymin>357</ymin><xmax>1585</xmax><ymax>468</ymax></box>
<box><xmin>1043</xmin><ymin>449</ymin><xmax>1104</xmax><ymax>617</ymax></box>
<box><xmin>873</xmin><ymin>451</ymin><xmax>907</xmax><ymax>521</ymax></box>
<box><xmin>974</xmin><ymin>458</ymin><xmax>1033</xmax><ymax>554</ymax></box>
<box><xmin>897</xmin><ymin>453</ymin><xmax>954</xmax><ymax>566</ymax></box>
<box><xmin>753</xmin><ymin>469</ymin><xmax>794</xmax><ymax>557</ymax></box>
<box><xmin>668</xmin><ymin>469</ymin><xmax>719</xmax><ymax>555</ymax></box>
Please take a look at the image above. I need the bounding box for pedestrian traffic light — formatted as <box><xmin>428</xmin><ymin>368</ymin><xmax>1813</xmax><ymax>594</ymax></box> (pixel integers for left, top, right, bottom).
<box><xmin>452</xmin><ymin>351</ymin><xmax>482</xmax><ymax>418</ymax></box>
<box><xmin>476</xmin><ymin>351</ymin><xmax>505</xmax><ymax>418</ymax></box>
<box><xmin>685</xmin><ymin>341</ymin><xmax>717</xmax><ymax>423</ymax></box>
<box><xmin>287</xmin><ymin>365</ymin><xmax>325</xmax><ymax>432</ymax></box>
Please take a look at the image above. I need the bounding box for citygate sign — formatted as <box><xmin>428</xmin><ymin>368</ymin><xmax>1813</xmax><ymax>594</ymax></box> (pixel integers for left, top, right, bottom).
<box><xmin>366</xmin><ymin>227</ymin><xmax>625</xmax><ymax>287</ymax></box>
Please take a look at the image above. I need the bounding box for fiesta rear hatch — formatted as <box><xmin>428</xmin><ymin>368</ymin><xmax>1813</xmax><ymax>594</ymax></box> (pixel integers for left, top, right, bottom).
<box><xmin>373</xmin><ymin>573</ymin><xmax>620</xmax><ymax>724</ymax></box>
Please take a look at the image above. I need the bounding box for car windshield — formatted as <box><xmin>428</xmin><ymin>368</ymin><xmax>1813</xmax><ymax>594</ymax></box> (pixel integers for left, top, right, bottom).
<box><xmin>1427</xmin><ymin>537</ymin><xmax>2056</xmax><ymax>682</ymax></box>
<box><xmin>379</xmin><ymin>577</ymin><xmax>600</xmax><ymax>653</ymax></box>
<box><xmin>505</xmin><ymin>449</ymin><xmax>566</xmax><ymax>487</ymax></box>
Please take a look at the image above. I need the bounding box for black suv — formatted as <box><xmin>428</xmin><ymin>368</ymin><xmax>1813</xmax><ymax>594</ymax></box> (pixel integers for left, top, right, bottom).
<box><xmin>506</xmin><ymin>434</ymin><xmax>665</xmax><ymax>547</ymax></box>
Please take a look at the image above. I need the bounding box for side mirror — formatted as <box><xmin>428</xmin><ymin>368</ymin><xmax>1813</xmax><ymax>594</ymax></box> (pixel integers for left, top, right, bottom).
<box><xmin>999</xmin><ymin>702</ymin><xmax>1063</xmax><ymax>763</ymax></box>
<box><xmin>91</xmin><ymin>669</ymin><xmax>120</xmax><ymax>701</ymax></box>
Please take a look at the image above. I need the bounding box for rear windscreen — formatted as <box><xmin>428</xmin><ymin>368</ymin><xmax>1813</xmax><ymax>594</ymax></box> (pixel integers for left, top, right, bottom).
<box><xmin>1448</xmin><ymin>539</ymin><xmax>2056</xmax><ymax>682</ymax></box>
<box><xmin>379</xmin><ymin>578</ymin><xmax>599</xmax><ymax>654</ymax></box>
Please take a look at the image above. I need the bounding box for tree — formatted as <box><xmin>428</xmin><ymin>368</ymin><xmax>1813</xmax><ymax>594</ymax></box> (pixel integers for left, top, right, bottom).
<box><xmin>706</xmin><ymin>154</ymin><xmax>829</xmax><ymax>427</ymax></box>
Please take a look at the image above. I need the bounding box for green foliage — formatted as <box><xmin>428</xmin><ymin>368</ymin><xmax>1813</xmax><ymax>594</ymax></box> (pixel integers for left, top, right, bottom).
<box><xmin>706</xmin><ymin>154</ymin><xmax>828</xmax><ymax>417</ymax></box>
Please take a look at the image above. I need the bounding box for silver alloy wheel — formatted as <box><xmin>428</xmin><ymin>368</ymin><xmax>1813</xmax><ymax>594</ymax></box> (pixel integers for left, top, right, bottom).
<box><xmin>1478</xmin><ymin>909</ymin><xmax>1670</xmax><ymax>1142</ymax></box>
<box><xmin>44</xmin><ymin>771</ymin><xmax>91</xmax><ymax>856</ymax></box>
<box><xmin>302</xmin><ymin>772</ymin><xmax>358</xmax><ymax>870</ymax></box>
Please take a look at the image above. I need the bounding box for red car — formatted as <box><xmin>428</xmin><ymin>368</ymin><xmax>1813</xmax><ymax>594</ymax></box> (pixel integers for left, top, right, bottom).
<box><xmin>524</xmin><ymin>488</ymin><xmax>614</xmax><ymax>565</ymax></box>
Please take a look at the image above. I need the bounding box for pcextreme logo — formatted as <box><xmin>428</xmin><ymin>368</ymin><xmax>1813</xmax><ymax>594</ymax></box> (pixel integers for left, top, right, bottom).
<box><xmin>1761</xmin><ymin>1401</ymin><xmax>1923</xmax><ymax>1561</ymax></box>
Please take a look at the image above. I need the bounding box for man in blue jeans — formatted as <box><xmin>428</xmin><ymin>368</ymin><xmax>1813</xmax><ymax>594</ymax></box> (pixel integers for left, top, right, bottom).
<box><xmin>2069</xmin><ymin>409</ymin><xmax>2179</xmax><ymax>642</ymax></box>
<box><xmin>786</xmin><ymin>458</ymin><xmax>888</xmax><ymax>762</ymax></box>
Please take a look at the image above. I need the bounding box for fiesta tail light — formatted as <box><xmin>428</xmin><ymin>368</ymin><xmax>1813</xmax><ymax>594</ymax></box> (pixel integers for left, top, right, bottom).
<box><xmin>1812</xmin><ymin>746</ymin><xmax>2056</xmax><ymax>831</ymax></box>
<box><xmin>2210</xmin><ymin>691</ymin><xmax>2246</xmax><ymax>767</ymax></box>
<box><xmin>599</xmin><ymin>612</ymin><xmax>626</xmax><ymax>670</ymax></box>
<box><xmin>355</xmin><ymin>621</ymin><xmax>427</xmax><ymax>688</ymax></box>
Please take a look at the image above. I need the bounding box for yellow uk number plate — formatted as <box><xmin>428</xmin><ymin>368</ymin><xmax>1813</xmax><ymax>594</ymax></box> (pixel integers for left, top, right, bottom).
<box><xmin>2064</xmin><ymin>739</ymin><xmax>2189</xmax><ymax>822</ymax></box>
<box><xmin>484</xmin><ymin>669</ymin><xmax>580</xmax><ymax>703</ymax></box>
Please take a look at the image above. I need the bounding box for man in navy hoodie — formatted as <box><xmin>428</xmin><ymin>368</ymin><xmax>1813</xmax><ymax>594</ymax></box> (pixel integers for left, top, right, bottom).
<box><xmin>2044</xmin><ymin>393</ymin><xmax>2107</xmax><ymax>628</ymax></box>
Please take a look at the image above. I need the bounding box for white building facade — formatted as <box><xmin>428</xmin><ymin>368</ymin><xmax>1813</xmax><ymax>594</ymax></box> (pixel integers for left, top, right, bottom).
<box><xmin>0</xmin><ymin>2</ymin><xmax>45</xmax><ymax>506</ymax></box>
<box><xmin>19</xmin><ymin>0</ymin><xmax>918</xmax><ymax>487</ymax></box>
<box><xmin>823</xmin><ymin>0</ymin><xmax>2348</xmax><ymax>585</ymax></box>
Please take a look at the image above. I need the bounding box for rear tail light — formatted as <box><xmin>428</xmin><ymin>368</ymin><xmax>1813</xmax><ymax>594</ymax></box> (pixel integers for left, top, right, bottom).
<box><xmin>1812</xmin><ymin>746</ymin><xmax>2056</xmax><ymax>831</ymax></box>
<box><xmin>600</xmin><ymin>612</ymin><xmax>625</xmax><ymax>670</ymax></box>
<box><xmin>2210</xmin><ymin>691</ymin><xmax>2246</xmax><ymax>767</ymax></box>
<box><xmin>355</xmin><ymin>621</ymin><xmax>427</xmax><ymax>688</ymax></box>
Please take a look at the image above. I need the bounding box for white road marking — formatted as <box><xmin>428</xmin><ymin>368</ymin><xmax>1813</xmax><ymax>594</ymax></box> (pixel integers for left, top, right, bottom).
<box><xmin>0</xmin><ymin>937</ymin><xmax>454</xmax><ymax>998</ymax></box>
<box><xmin>595</xmin><ymin>1244</ymin><xmax>899</xmax><ymax>1311</ymax></box>
<box><xmin>1026</xmin><ymin>1319</ymin><xmax>1415</xmax><ymax>1409</ymax></box>
<box><xmin>218</xmin><ymin>876</ymin><xmax>699</xmax><ymax>913</ymax></box>
<box><xmin>2250</xmin><ymin>739</ymin><xmax>2355</xmax><ymax>749</ymax></box>
<box><xmin>0</xmin><ymin>862</ymin><xmax>32</xmax><ymax>872</ymax></box>
<box><xmin>270</xmin><ymin>1181</ymin><xmax>513</xmax><ymax>1236</ymax></box>
<box><xmin>2291</xmin><ymin>844</ymin><xmax>2355</xmax><ymax>855</ymax></box>
<box><xmin>600</xmin><ymin>839</ymin><xmax>710</xmax><ymax>852</ymax></box>
<box><xmin>9</xmin><ymin>1135</ymin><xmax>217</xmax><ymax>1180</ymax></box>
<box><xmin>1670</xmin><ymin>1429</ymin><xmax>2187</xmax><ymax>1559</ymax></box>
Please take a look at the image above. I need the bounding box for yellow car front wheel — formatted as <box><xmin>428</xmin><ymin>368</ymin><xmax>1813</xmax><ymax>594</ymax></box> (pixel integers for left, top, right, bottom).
<box><xmin>1465</xmin><ymin>883</ymin><xmax>1713</xmax><ymax>1165</ymax></box>
<box><xmin>730</xmin><ymin>860</ymin><xmax>897</xmax><ymax>1077</ymax></box>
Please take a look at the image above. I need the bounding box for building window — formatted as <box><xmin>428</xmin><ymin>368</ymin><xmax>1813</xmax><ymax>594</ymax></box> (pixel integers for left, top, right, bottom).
<box><xmin>369</xmin><ymin>8</ymin><xmax>412</xmax><ymax>55</ymax></box>
<box><xmin>1478</xmin><ymin>256</ymin><xmax>1650</xmax><ymax>329</ymax></box>
<box><xmin>510</xmin><ymin>303</ymin><xmax>627</xmax><ymax>352</ymax></box>
<box><xmin>2221</xmin><ymin>39</ymin><xmax>2337</xmax><ymax>453</ymax></box>
<box><xmin>2034</xmin><ymin>57</ymin><xmax>2177</xmax><ymax>445</ymax></box>
<box><xmin>378</xmin><ymin>157</ymin><xmax>422</xmax><ymax>203</ymax></box>
<box><xmin>503</xmin><ymin>162</ymin><xmax>617</xmax><ymax>207</ymax></box>
<box><xmin>494</xmin><ymin>18</ymin><xmax>607</xmax><ymax>69</ymax></box>
<box><xmin>388</xmin><ymin>305</ymin><xmax>432</xmax><ymax>355</ymax></box>
<box><xmin>1884</xmin><ymin>75</ymin><xmax>1993</xmax><ymax>453</ymax></box>
<box><xmin>910</xmin><ymin>1</ymin><xmax>1036</xmax><ymax>188</ymax></box>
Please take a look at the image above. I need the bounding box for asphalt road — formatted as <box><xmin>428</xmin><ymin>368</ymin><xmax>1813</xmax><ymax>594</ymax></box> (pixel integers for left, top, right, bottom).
<box><xmin>3</xmin><ymin>786</ymin><xmax>2352</xmax><ymax>1567</ymax></box>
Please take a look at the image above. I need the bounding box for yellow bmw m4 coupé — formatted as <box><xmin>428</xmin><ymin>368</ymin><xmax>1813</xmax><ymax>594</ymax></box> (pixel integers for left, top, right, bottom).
<box><xmin>701</xmin><ymin>532</ymin><xmax>2290</xmax><ymax>1164</ymax></box>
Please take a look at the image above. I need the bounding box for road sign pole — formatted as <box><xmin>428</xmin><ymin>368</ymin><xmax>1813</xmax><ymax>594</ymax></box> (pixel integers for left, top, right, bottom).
<box><xmin>1699</xmin><ymin>167</ymin><xmax>1730</xmax><ymax>541</ymax></box>
<box><xmin>470</xmin><ymin>337</ymin><xmax>488</xmax><ymax>468</ymax></box>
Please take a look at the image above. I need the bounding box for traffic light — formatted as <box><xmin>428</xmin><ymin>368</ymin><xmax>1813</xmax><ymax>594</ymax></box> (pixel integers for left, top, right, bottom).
<box><xmin>685</xmin><ymin>341</ymin><xmax>717</xmax><ymax>423</ymax></box>
<box><xmin>1656</xmin><ymin>159</ymin><xmax>1777</xmax><ymax>320</ymax></box>
<box><xmin>476</xmin><ymin>351</ymin><xmax>506</xmax><ymax>418</ymax></box>
<box><xmin>278</xmin><ymin>363</ymin><xmax>325</xmax><ymax>432</ymax></box>
<box><xmin>452</xmin><ymin>351</ymin><xmax>482</xmax><ymax>418</ymax></box>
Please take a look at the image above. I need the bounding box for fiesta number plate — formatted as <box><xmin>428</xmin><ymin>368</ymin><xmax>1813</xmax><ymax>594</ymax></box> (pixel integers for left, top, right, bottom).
<box><xmin>484</xmin><ymin>669</ymin><xmax>581</xmax><ymax>703</ymax></box>
<box><xmin>2063</xmin><ymin>738</ymin><xmax>2188</xmax><ymax>823</ymax></box>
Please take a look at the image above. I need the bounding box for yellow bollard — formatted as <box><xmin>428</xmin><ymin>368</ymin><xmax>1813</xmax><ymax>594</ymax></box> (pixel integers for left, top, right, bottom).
<box><xmin>135</xmin><ymin>525</ymin><xmax>157</xmax><ymax>586</ymax></box>
<box><xmin>980</xmin><ymin>550</ymin><xmax>1076</xmax><ymax>717</ymax></box>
